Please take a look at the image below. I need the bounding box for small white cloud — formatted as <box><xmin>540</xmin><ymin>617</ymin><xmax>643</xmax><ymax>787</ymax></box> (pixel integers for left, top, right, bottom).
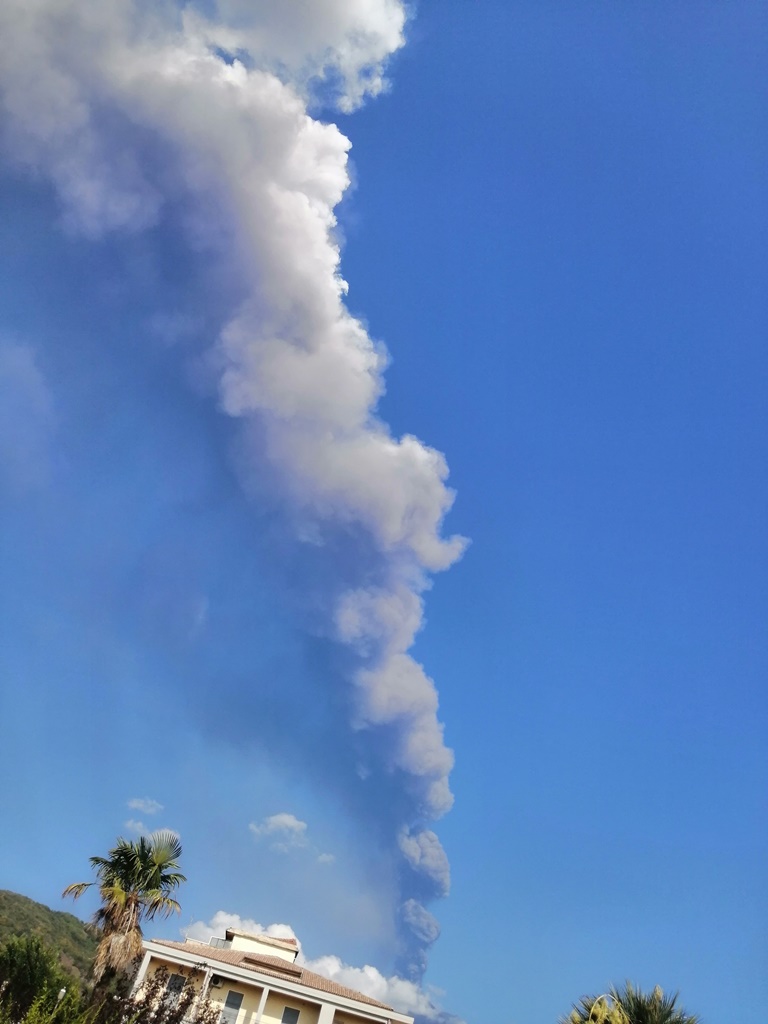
<box><xmin>249</xmin><ymin>812</ymin><xmax>308</xmax><ymax>852</ymax></box>
<box><xmin>317</xmin><ymin>852</ymin><xmax>335</xmax><ymax>865</ymax></box>
<box><xmin>124</xmin><ymin>819</ymin><xmax>148</xmax><ymax>835</ymax></box>
<box><xmin>128</xmin><ymin>797</ymin><xmax>164</xmax><ymax>815</ymax></box>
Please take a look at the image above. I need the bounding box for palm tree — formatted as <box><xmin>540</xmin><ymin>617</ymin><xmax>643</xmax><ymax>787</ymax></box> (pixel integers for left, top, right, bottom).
<box><xmin>63</xmin><ymin>831</ymin><xmax>186</xmax><ymax>981</ymax></box>
<box><xmin>563</xmin><ymin>983</ymin><xmax>699</xmax><ymax>1024</ymax></box>
<box><xmin>612</xmin><ymin>983</ymin><xmax>698</xmax><ymax>1024</ymax></box>
<box><xmin>563</xmin><ymin>992</ymin><xmax>629</xmax><ymax>1024</ymax></box>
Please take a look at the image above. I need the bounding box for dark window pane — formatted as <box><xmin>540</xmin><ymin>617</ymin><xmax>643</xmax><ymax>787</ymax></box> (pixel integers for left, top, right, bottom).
<box><xmin>219</xmin><ymin>991</ymin><xmax>244</xmax><ymax>1024</ymax></box>
<box><xmin>164</xmin><ymin>975</ymin><xmax>185</xmax><ymax>1009</ymax></box>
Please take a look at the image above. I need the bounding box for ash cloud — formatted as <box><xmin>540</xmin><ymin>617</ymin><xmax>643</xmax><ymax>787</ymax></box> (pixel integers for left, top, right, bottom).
<box><xmin>0</xmin><ymin>0</ymin><xmax>466</xmax><ymax>981</ymax></box>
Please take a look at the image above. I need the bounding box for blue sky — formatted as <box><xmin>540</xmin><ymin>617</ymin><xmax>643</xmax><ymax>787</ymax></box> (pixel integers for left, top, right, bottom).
<box><xmin>0</xmin><ymin>3</ymin><xmax>766</xmax><ymax>1024</ymax></box>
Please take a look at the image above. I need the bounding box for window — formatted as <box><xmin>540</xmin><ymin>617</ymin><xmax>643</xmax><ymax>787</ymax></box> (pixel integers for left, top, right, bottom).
<box><xmin>281</xmin><ymin>1009</ymin><xmax>300</xmax><ymax>1024</ymax></box>
<box><xmin>218</xmin><ymin>991</ymin><xmax>244</xmax><ymax>1024</ymax></box>
<box><xmin>164</xmin><ymin>974</ymin><xmax>186</xmax><ymax>1009</ymax></box>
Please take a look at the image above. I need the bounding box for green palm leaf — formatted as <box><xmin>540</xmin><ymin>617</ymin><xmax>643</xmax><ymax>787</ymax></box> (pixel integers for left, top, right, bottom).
<box><xmin>563</xmin><ymin>983</ymin><xmax>699</xmax><ymax>1024</ymax></box>
<box><xmin>63</xmin><ymin>832</ymin><xmax>186</xmax><ymax>982</ymax></box>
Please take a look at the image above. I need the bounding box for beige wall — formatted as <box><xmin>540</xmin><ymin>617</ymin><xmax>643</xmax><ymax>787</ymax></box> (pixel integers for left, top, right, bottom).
<box><xmin>228</xmin><ymin>934</ymin><xmax>296</xmax><ymax>964</ymax></box>
<box><xmin>142</xmin><ymin>957</ymin><xmax>270</xmax><ymax>1023</ymax></box>
<box><xmin>208</xmin><ymin>979</ymin><xmax>268</xmax><ymax>1024</ymax></box>
<box><xmin>143</xmin><ymin>957</ymin><xmax>207</xmax><ymax>996</ymax></box>
<box><xmin>259</xmin><ymin>990</ymin><xmax>320</xmax><ymax>1024</ymax></box>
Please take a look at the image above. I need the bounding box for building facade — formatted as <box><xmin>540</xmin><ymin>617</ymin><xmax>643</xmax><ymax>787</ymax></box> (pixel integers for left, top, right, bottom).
<box><xmin>132</xmin><ymin>927</ymin><xmax>413</xmax><ymax>1024</ymax></box>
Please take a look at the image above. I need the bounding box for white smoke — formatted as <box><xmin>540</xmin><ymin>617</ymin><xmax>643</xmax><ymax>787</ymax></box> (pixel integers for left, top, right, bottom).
<box><xmin>0</xmin><ymin>342</ymin><xmax>56</xmax><ymax>493</ymax></box>
<box><xmin>182</xmin><ymin>1</ymin><xmax>407</xmax><ymax>112</ymax></box>
<box><xmin>0</xmin><ymin>0</ymin><xmax>466</xmax><ymax>976</ymax></box>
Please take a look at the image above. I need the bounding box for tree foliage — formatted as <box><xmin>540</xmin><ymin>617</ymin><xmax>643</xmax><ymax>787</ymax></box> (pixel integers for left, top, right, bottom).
<box><xmin>563</xmin><ymin>983</ymin><xmax>700</xmax><ymax>1024</ymax></box>
<box><xmin>89</xmin><ymin>965</ymin><xmax>219</xmax><ymax>1024</ymax></box>
<box><xmin>0</xmin><ymin>934</ymin><xmax>73</xmax><ymax>1021</ymax></box>
<box><xmin>0</xmin><ymin>892</ymin><xmax>98</xmax><ymax>981</ymax></box>
<box><xmin>63</xmin><ymin>833</ymin><xmax>186</xmax><ymax>981</ymax></box>
<box><xmin>0</xmin><ymin>941</ymin><xmax>217</xmax><ymax>1024</ymax></box>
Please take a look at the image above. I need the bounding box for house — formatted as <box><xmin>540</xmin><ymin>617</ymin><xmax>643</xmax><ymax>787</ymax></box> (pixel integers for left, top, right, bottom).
<box><xmin>132</xmin><ymin>926</ymin><xmax>414</xmax><ymax>1024</ymax></box>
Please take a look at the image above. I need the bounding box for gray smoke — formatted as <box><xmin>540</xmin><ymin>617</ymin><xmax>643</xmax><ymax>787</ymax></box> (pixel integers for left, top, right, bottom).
<box><xmin>0</xmin><ymin>0</ymin><xmax>466</xmax><ymax>979</ymax></box>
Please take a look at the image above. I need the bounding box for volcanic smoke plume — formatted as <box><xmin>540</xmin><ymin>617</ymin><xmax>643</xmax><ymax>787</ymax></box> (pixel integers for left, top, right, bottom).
<box><xmin>0</xmin><ymin>0</ymin><xmax>466</xmax><ymax>980</ymax></box>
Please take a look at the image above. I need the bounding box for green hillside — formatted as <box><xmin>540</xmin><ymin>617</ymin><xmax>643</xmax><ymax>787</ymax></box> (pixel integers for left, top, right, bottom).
<box><xmin>0</xmin><ymin>891</ymin><xmax>98</xmax><ymax>980</ymax></box>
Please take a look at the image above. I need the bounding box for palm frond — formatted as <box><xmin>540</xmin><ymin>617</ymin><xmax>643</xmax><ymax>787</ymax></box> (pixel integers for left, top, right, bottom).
<box><xmin>149</xmin><ymin>831</ymin><xmax>184</xmax><ymax>866</ymax></box>
<box><xmin>62</xmin><ymin>881</ymin><xmax>92</xmax><ymax>900</ymax></box>
<box><xmin>142</xmin><ymin>893</ymin><xmax>182</xmax><ymax>920</ymax></box>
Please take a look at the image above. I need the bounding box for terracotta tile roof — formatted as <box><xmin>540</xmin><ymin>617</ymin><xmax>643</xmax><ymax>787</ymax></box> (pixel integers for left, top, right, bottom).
<box><xmin>151</xmin><ymin>940</ymin><xmax>394</xmax><ymax>1013</ymax></box>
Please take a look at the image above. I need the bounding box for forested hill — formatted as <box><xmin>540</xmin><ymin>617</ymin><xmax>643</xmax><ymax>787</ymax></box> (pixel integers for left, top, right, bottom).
<box><xmin>0</xmin><ymin>890</ymin><xmax>97</xmax><ymax>979</ymax></box>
